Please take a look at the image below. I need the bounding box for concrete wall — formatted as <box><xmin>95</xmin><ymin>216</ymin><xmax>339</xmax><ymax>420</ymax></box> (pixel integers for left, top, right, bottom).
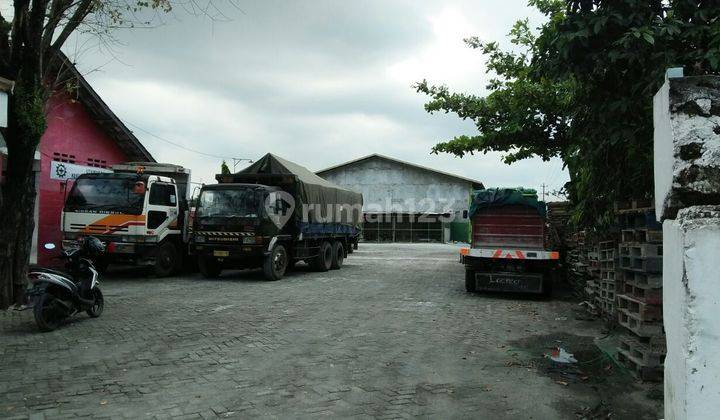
<box><xmin>655</xmin><ymin>72</ymin><xmax>720</xmax><ymax>420</ymax></box>
<box><xmin>663</xmin><ymin>206</ymin><xmax>720</xmax><ymax>419</ymax></box>
<box><xmin>654</xmin><ymin>73</ymin><xmax>720</xmax><ymax>220</ymax></box>
<box><xmin>318</xmin><ymin>157</ymin><xmax>472</xmax><ymax>217</ymax></box>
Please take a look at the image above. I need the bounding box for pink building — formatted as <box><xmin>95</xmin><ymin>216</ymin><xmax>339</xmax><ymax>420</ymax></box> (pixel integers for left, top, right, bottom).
<box><xmin>0</xmin><ymin>58</ymin><xmax>154</xmax><ymax>266</ymax></box>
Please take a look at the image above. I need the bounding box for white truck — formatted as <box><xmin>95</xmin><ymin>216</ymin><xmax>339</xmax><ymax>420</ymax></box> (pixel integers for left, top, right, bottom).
<box><xmin>60</xmin><ymin>162</ymin><xmax>192</xmax><ymax>276</ymax></box>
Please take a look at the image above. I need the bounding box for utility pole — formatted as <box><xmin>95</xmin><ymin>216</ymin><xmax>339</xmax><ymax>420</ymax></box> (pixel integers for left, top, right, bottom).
<box><xmin>232</xmin><ymin>158</ymin><xmax>253</xmax><ymax>172</ymax></box>
<box><xmin>541</xmin><ymin>183</ymin><xmax>547</xmax><ymax>202</ymax></box>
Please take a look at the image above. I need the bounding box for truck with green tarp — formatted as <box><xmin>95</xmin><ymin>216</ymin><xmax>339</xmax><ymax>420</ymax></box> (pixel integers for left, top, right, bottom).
<box><xmin>459</xmin><ymin>188</ymin><xmax>559</xmax><ymax>294</ymax></box>
<box><xmin>189</xmin><ymin>153</ymin><xmax>363</xmax><ymax>281</ymax></box>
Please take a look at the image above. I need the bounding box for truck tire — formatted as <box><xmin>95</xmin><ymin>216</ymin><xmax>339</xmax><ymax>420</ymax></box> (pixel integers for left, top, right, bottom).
<box><xmin>330</xmin><ymin>241</ymin><xmax>344</xmax><ymax>269</ymax></box>
<box><xmin>198</xmin><ymin>256</ymin><xmax>222</xmax><ymax>278</ymax></box>
<box><xmin>312</xmin><ymin>241</ymin><xmax>333</xmax><ymax>272</ymax></box>
<box><xmin>154</xmin><ymin>242</ymin><xmax>179</xmax><ymax>277</ymax></box>
<box><xmin>263</xmin><ymin>244</ymin><xmax>288</xmax><ymax>281</ymax></box>
<box><xmin>542</xmin><ymin>271</ymin><xmax>554</xmax><ymax>298</ymax></box>
<box><xmin>465</xmin><ymin>268</ymin><xmax>476</xmax><ymax>293</ymax></box>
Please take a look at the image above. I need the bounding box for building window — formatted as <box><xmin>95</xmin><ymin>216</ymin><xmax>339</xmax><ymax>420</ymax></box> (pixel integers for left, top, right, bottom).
<box><xmin>86</xmin><ymin>158</ymin><xmax>108</xmax><ymax>168</ymax></box>
<box><xmin>52</xmin><ymin>152</ymin><xmax>76</xmax><ymax>164</ymax></box>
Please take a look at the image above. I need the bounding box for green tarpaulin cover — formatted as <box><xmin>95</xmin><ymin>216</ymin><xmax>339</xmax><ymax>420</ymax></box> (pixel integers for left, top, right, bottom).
<box><xmin>234</xmin><ymin>153</ymin><xmax>363</xmax><ymax>226</ymax></box>
<box><xmin>469</xmin><ymin>187</ymin><xmax>547</xmax><ymax>218</ymax></box>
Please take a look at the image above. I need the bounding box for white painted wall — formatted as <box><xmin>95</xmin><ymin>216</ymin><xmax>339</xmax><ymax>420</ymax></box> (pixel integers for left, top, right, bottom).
<box><xmin>319</xmin><ymin>157</ymin><xmax>473</xmax><ymax>216</ymax></box>
<box><xmin>653</xmin><ymin>76</ymin><xmax>674</xmax><ymax>218</ymax></box>
<box><xmin>663</xmin><ymin>206</ymin><xmax>720</xmax><ymax>420</ymax></box>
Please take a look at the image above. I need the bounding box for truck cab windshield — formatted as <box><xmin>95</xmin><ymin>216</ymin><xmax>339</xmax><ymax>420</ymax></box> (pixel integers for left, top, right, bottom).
<box><xmin>197</xmin><ymin>188</ymin><xmax>259</xmax><ymax>219</ymax></box>
<box><xmin>65</xmin><ymin>176</ymin><xmax>145</xmax><ymax>214</ymax></box>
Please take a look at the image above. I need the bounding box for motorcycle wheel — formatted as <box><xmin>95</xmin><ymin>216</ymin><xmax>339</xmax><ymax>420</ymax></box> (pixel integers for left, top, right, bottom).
<box><xmin>34</xmin><ymin>293</ymin><xmax>64</xmax><ymax>332</ymax></box>
<box><xmin>86</xmin><ymin>287</ymin><xmax>104</xmax><ymax>318</ymax></box>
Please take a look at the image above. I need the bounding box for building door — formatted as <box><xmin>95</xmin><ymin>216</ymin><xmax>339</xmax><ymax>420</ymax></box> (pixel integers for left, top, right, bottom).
<box><xmin>362</xmin><ymin>213</ymin><xmax>444</xmax><ymax>243</ymax></box>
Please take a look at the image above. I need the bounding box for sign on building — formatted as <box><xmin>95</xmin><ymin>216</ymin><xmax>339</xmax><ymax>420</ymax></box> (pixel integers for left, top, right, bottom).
<box><xmin>50</xmin><ymin>161</ymin><xmax>111</xmax><ymax>181</ymax></box>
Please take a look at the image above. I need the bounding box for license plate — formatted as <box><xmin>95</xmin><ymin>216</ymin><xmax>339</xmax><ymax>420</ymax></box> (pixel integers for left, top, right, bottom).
<box><xmin>475</xmin><ymin>273</ymin><xmax>543</xmax><ymax>293</ymax></box>
<box><xmin>213</xmin><ymin>250</ymin><xmax>229</xmax><ymax>257</ymax></box>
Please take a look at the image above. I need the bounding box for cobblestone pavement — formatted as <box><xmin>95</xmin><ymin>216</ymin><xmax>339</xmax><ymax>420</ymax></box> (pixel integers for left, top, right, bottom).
<box><xmin>1</xmin><ymin>243</ymin><xmax>662</xmax><ymax>419</ymax></box>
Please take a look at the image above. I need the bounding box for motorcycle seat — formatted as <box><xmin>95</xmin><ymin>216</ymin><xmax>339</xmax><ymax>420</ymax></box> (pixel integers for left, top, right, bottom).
<box><xmin>29</xmin><ymin>265</ymin><xmax>75</xmax><ymax>282</ymax></box>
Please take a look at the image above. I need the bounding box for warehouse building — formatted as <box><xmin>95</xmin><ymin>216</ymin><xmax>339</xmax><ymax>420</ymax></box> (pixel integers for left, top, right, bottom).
<box><xmin>316</xmin><ymin>154</ymin><xmax>483</xmax><ymax>243</ymax></box>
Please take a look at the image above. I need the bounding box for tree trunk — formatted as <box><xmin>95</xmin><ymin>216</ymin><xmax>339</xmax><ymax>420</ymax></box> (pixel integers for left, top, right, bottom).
<box><xmin>0</xmin><ymin>77</ymin><xmax>46</xmax><ymax>309</ymax></box>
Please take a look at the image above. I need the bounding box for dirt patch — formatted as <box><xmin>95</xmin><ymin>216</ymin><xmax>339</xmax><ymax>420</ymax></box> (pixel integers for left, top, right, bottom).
<box><xmin>509</xmin><ymin>332</ymin><xmax>663</xmax><ymax>420</ymax></box>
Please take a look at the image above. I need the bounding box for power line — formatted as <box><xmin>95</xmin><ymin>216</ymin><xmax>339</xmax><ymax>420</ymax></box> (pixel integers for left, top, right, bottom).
<box><xmin>124</xmin><ymin>121</ymin><xmax>253</xmax><ymax>164</ymax></box>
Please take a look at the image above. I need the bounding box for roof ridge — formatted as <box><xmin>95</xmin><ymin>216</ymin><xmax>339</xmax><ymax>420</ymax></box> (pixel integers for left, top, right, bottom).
<box><xmin>316</xmin><ymin>153</ymin><xmax>483</xmax><ymax>186</ymax></box>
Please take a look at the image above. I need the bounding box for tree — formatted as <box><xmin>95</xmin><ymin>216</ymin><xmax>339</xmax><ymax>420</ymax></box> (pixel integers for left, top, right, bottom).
<box><xmin>220</xmin><ymin>160</ymin><xmax>231</xmax><ymax>174</ymax></box>
<box><xmin>0</xmin><ymin>1</ymin><xmax>172</xmax><ymax>308</ymax></box>
<box><xmin>417</xmin><ymin>0</ymin><xmax>720</xmax><ymax>226</ymax></box>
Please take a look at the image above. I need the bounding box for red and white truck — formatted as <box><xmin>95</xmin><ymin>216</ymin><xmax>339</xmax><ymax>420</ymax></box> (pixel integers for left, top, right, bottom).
<box><xmin>60</xmin><ymin>162</ymin><xmax>192</xmax><ymax>276</ymax></box>
<box><xmin>460</xmin><ymin>188</ymin><xmax>559</xmax><ymax>294</ymax></box>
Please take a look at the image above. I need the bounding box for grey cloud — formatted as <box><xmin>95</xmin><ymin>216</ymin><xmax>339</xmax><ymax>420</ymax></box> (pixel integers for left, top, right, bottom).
<box><xmin>69</xmin><ymin>0</ymin><xmax>568</xmax><ymax>197</ymax></box>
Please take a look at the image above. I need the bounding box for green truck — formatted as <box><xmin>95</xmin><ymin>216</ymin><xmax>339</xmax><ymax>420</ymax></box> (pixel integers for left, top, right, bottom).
<box><xmin>189</xmin><ymin>154</ymin><xmax>363</xmax><ymax>281</ymax></box>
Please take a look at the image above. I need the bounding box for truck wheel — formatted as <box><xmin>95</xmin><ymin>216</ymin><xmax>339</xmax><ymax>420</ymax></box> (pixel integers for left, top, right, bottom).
<box><xmin>465</xmin><ymin>268</ymin><xmax>476</xmax><ymax>293</ymax></box>
<box><xmin>542</xmin><ymin>272</ymin><xmax>554</xmax><ymax>298</ymax></box>
<box><xmin>198</xmin><ymin>256</ymin><xmax>222</xmax><ymax>278</ymax></box>
<box><xmin>263</xmin><ymin>244</ymin><xmax>288</xmax><ymax>281</ymax></box>
<box><xmin>330</xmin><ymin>241</ymin><xmax>344</xmax><ymax>269</ymax></box>
<box><xmin>313</xmin><ymin>241</ymin><xmax>332</xmax><ymax>272</ymax></box>
<box><xmin>154</xmin><ymin>242</ymin><xmax>179</xmax><ymax>277</ymax></box>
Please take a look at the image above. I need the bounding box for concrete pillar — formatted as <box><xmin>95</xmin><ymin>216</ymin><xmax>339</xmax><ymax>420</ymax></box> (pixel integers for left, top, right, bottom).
<box><xmin>654</xmin><ymin>71</ymin><xmax>720</xmax><ymax>419</ymax></box>
<box><xmin>663</xmin><ymin>207</ymin><xmax>720</xmax><ymax>419</ymax></box>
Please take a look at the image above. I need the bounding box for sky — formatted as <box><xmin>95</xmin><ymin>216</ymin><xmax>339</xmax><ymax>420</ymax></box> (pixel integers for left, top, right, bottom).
<box><xmin>59</xmin><ymin>0</ymin><xmax>568</xmax><ymax>199</ymax></box>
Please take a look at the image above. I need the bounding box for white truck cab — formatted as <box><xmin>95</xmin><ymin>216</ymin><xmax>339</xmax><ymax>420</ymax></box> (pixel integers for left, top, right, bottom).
<box><xmin>61</xmin><ymin>163</ymin><xmax>191</xmax><ymax>276</ymax></box>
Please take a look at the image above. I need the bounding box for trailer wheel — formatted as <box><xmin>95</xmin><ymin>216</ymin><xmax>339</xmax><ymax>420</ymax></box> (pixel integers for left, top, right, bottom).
<box><xmin>312</xmin><ymin>241</ymin><xmax>332</xmax><ymax>272</ymax></box>
<box><xmin>198</xmin><ymin>256</ymin><xmax>222</xmax><ymax>278</ymax></box>
<box><xmin>154</xmin><ymin>242</ymin><xmax>179</xmax><ymax>277</ymax></box>
<box><xmin>465</xmin><ymin>267</ymin><xmax>476</xmax><ymax>293</ymax></box>
<box><xmin>263</xmin><ymin>244</ymin><xmax>288</xmax><ymax>281</ymax></box>
<box><xmin>330</xmin><ymin>241</ymin><xmax>344</xmax><ymax>269</ymax></box>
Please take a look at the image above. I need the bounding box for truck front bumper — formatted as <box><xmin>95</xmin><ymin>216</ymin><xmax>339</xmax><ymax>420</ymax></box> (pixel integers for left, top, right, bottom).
<box><xmin>63</xmin><ymin>239</ymin><xmax>158</xmax><ymax>265</ymax></box>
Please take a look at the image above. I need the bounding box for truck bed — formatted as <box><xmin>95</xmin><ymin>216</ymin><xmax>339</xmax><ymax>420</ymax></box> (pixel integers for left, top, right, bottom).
<box><xmin>471</xmin><ymin>204</ymin><xmax>545</xmax><ymax>250</ymax></box>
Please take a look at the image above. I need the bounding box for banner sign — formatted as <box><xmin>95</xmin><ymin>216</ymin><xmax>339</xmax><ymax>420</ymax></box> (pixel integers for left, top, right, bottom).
<box><xmin>50</xmin><ymin>161</ymin><xmax>111</xmax><ymax>181</ymax></box>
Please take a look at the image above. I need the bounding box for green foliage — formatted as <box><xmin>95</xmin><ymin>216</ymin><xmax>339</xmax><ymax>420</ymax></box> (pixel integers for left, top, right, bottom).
<box><xmin>417</xmin><ymin>0</ymin><xmax>720</xmax><ymax>227</ymax></box>
<box><xmin>14</xmin><ymin>83</ymin><xmax>47</xmax><ymax>142</ymax></box>
<box><xmin>220</xmin><ymin>160</ymin><xmax>231</xmax><ymax>175</ymax></box>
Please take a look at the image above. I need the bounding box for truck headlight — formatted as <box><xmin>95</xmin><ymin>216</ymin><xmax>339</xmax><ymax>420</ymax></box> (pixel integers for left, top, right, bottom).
<box><xmin>242</xmin><ymin>236</ymin><xmax>257</xmax><ymax>244</ymax></box>
<box><xmin>195</xmin><ymin>235</ymin><xmax>205</xmax><ymax>243</ymax></box>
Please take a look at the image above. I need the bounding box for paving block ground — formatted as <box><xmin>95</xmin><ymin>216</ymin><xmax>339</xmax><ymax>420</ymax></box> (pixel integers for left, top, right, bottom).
<box><xmin>1</xmin><ymin>243</ymin><xmax>662</xmax><ymax>419</ymax></box>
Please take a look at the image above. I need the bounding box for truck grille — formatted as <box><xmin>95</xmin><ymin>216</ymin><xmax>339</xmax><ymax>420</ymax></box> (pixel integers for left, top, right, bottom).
<box><xmin>69</xmin><ymin>223</ymin><xmax>130</xmax><ymax>233</ymax></box>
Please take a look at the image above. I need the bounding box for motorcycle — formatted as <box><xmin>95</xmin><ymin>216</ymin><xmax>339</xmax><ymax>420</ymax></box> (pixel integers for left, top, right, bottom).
<box><xmin>25</xmin><ymin>236</ymin><xmax>105</xmax><ymax>332</ymax></box>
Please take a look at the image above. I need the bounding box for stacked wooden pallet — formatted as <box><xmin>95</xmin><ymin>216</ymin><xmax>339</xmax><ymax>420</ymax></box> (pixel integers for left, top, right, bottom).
<box><xmin>585</xmin><ymin>241</ymin><xmax>601</xmax><ymax>313</ymax></box>
<box><xmin>598</xmin><ymin>240</ymin><xmax>617</xmax><ymax>318</ymax></box>
<box><xmin>614</xmin><ymin>200</ymin><xmax>665</xmax><ymax>381</ymax></box>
